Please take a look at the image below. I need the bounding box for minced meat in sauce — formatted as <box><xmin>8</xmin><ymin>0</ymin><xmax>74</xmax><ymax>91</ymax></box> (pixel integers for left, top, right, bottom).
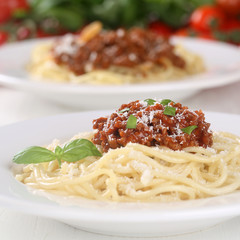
<box><xmin>52</xmin><ymin>28</ymin><xmax>185</xmax><ymax>75</ymax></box>
<box><xmin>92</xmin><ymin>99</ymin><xmax>213</xmax><ymax>152</ymax></box>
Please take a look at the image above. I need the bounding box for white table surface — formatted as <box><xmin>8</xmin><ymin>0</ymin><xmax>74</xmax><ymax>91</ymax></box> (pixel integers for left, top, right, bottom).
<box><xmin>1</xmin><ymin>82</ymin><xmax>240</xmax><ymax>240</ymax></box>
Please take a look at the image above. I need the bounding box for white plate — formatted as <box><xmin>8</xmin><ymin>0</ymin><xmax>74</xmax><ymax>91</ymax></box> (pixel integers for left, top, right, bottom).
<box><xmin>0</xmin><ymin>37</ymin><xmax>240</xmax><ymax>109</ymax></box>
<box><xmin>1</xmin><ymin>110</ymin><xmax>240</xmax><ymax>237</ymax></box>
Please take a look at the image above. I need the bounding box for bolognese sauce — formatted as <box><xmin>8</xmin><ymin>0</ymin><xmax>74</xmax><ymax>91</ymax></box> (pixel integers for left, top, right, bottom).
<box><xmin>92</xmin><ymin>99</ymin><xmax>213</xmax><ymax>152</ymax></box>
<box><xmin>52</xmin><ymin>27</ymin><xmax>185</xmax><ymax>76</ymax></box>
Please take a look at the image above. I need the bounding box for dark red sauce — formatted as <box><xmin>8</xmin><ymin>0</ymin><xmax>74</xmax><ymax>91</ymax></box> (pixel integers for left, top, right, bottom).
<box><xmin>52</xmin><ymin>28</ymin><xmax>185</xmax><ymax>75</ymax></box>
<box><xmin>92</xmin><ymin>100</ymin><xmax>213</xmax><ymax>152</ymax></box>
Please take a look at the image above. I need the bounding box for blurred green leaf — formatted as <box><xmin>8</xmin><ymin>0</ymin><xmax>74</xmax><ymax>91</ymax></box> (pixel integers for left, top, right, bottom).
<box><xmin>30</xmin><ymin>0</ymin><xmax>85</xmax><ymax>31</ymax></box>
<box><xmin>28</xmin><ymin>0</ymin><xmax>216</xmax><ymax>31</ymax></box>
<box><xmin>42</xmin><ymin>7</ymin><xmax>85</xmax><ymax>31</ymax></box>
<box><xmin>91</xmin><ymin>0</ymin><xmax>145</xmax><ymax>28</ymax></box>
<box><xmin>30</xmin><ymin>0</ymin><xmax>70</xmax><ymax>13</ymax></box>
<box><xmin>229</xmin><ymin>30</ymin><xmax>240</xmax><ymax>43</ymax></box>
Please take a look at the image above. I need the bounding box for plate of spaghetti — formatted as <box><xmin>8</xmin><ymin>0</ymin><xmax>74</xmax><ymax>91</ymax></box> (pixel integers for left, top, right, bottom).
<box><xmin>0</xmin><ymin>22</ymin><xmax>240</xmax><ymax>109</ymax></box>
<box><xmin>27</xmin><ymin>22</ymin><xmax>205</xmax><ymax>85</ymax></box>
<box><xmin>1</xmin><ymin>99</ymin><xmax>240</xmax><ymax>237</ymax></box>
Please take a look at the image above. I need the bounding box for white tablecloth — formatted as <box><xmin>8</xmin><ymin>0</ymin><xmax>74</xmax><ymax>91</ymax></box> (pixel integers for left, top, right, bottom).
<box><xmin>1</xmin><ymin>82</ymin><xmax>240</xmax><ymax>240</ymax></box>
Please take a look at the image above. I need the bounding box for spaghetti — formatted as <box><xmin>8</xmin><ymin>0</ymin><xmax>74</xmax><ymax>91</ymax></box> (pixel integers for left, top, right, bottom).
<box><xmin>27</xmin><ymin>22</ymin><xmax>205</xmax><ymax>85</ymax></box>
<box><xmin>14</xmin><ymin>100</ymin><xmax>240</xmax><ymax>202</ymax></box>
<box><xmin>16</xmin><ymin>132</ymin><xmax>240</xmax><ymax>202</ymax></box>
<box><xmin>15</xmin><ymin>131</ymin><xmax>240</xmax><ymax>202</ymax></box>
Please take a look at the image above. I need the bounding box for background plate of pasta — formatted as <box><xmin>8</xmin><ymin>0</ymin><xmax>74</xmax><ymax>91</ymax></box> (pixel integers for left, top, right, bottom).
<box><xmin>0</xmin><ymin>33</ymin><xmax>240</xmax><ymax>109</ymax></box>
<box><xmin>1</xmin><ymin>103</ymin><xmax>240</xmax><ymax>237</ymax></box>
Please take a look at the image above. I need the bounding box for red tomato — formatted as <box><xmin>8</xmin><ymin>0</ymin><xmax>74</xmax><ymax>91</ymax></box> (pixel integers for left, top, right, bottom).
<box><xmin>0</xmin><ymin>32</ymin><xmax>8</xmax><ymax>45</ymax></box>
<box><xmin>190</xmin><ymin>6</ymin><xmax>226</xmax><ymax>32</ymax></box>
<box><xmin>0</xmin><ymin>0</ymin><xmax>29</xmax><ymax>23</ymax></box>
<box><xmin>217</xmin><ymin>0</ymin><xmax>240</xmax><ymax>15</ymax></box>
<box><xmin>149</xmin><ymin>21</ymin><xmax>173</xmax><ymax>37</ymax></box>
<box><xmin>221</xmin><ymin>19</ymin><xmax>240</xmax><ymax>31</ymax></box>
<box><xmin>0</xmin><ymin>2</ymin><xmax>12</xmax><ymax>23</ymax></box>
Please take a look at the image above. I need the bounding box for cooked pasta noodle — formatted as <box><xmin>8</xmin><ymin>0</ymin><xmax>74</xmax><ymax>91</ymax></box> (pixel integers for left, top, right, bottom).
<box><xmin>15</xmin><ymin>131</ymin><xmax>240</xmax><ymax>202</ymax></box>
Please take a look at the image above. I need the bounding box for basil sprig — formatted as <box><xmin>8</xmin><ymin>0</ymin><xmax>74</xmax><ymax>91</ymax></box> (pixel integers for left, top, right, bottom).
<box><xmin>13</xmin><ymin>139</ymin><xmax>102</xmax><ymax>167</ymax></box>
<box><xmin>163</xmin><ymin>106</ymin><xmax>176</xmax><ymax>116</ymax></box>
<box><xmin>126</xmin><ymin>115</ymin><xmax>137</xmax><ymax>129</ymax></box>
<box><xmin>144</xmin><ymin>98</ymin><xmax>156</xmax><ymax>106</ymax></box>
<box><xmin>181</xmin><ymin>125</ymin><xmax>198</xmax><ymax>135</ymax></box>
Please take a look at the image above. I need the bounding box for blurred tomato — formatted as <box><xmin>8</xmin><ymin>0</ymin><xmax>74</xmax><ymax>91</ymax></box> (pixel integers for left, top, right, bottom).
<box><xmin>190</xmin><ymin>6</ymin><xmax>226</xmax><ymax>32</ymax></box>
<box><xmin>221</xmin><ymin>19</ymin><xmax>240</xmax><ymax>31</ymax></box>
<box><xmin>0</xmin><ymin>2</ymin><xmax>12</xmax><ymax>23</ymax></box>
<box><xmin>149</xmin><ymin>21</ymin><xmax>173</xmax><ymax>37</ymax></box>
<box><xmin>217</xmin><ymin>0</ymin><xmax>240</xmax><ymax>15</ymax></box>
<box><xmin>0</xmin><ymin>0</ymin><xmax>29</xmax><ymax>23</ymax></box>
<box><xmin>0</xmin><ymin>32</ymin><xmax>8</xmax><ymax>45</ymax></box>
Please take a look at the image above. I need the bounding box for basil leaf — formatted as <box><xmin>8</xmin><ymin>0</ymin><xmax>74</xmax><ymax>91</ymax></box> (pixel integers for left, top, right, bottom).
<box><xmin>126</xmin><ymin>115</ymin><xmax>137</xmax><ymax>129</ymax></box>
<box><xmin>163</xmin><ymin>106</ymin><xmax>176</xmax><ymax>116</ymax></box>
<box><xmin>181</xmin><ymin>125</ymin><xmax>198</xmax><ymax>135</ymax></box>
<box><xmin>118</xmin><ymin>108</ymin><xmax>130</xmax><ymax>113</ymax></box>
<box><xmin>54</xmin><ymin>146</ymin><xmax>64</xmax><ymax>157</ymax></box>
<box><xmin>13</xmin><ymin>146</ymin><xmax>56</xmax><ymax>164</ymax></box>
<box><xmin>54</xmin><ymin>145</ymin><xmax>64</xmax><ymax>166</ymax></box>
<box><xmin>160</xmin><ymin>99</ymin><xmax>172</xmax><ymax>106</ymax></box>
<box><xmin>62</xmin><ymin>139</ymin><xmax>102</xmax><ymax>162</ymax></box>
<box><xmin>144</xmin><ymin>98</ymin><xmax>156</xmax><ymax>106</ymax></box>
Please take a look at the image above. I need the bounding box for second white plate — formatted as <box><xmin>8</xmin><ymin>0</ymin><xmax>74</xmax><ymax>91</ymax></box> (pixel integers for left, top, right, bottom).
<box><xmin>0</xmin><ymin>37</ymin><xmax>240</xmax><ymax>109</ymax></box>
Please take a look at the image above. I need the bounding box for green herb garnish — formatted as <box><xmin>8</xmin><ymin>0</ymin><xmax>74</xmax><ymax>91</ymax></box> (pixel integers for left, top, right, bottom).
<box><xmin>118</xmin><ymin>108</ymin><xmax>130</xmax><ymax>113</ymax></box>
<box><xmin>160</xmin><ymin>99</ymin><xmax>173</xmax><ymax>106</ymax></box>
<box><xmin>144</xmin><ymin>98</ymin><xmax>156</xmax><ymax>106</ymax></box>
<box><xmin>181</xmin><ymin>125</ymin><xmax>198</xmax><ymax>135</ymax></box>
<box><xmin>126</xmin><ymin>115</ymin><xmax>137</xmax><ymax>129</ymax></box>
<box><xmin>163</xmin><ymin>106</ymin><xmax>176</xmax><ymax>116</ymax></box>
<box><xmin>13</xmin><ymin>139</ymin><xmax>102</xmax><ymax>167</ymax></box>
